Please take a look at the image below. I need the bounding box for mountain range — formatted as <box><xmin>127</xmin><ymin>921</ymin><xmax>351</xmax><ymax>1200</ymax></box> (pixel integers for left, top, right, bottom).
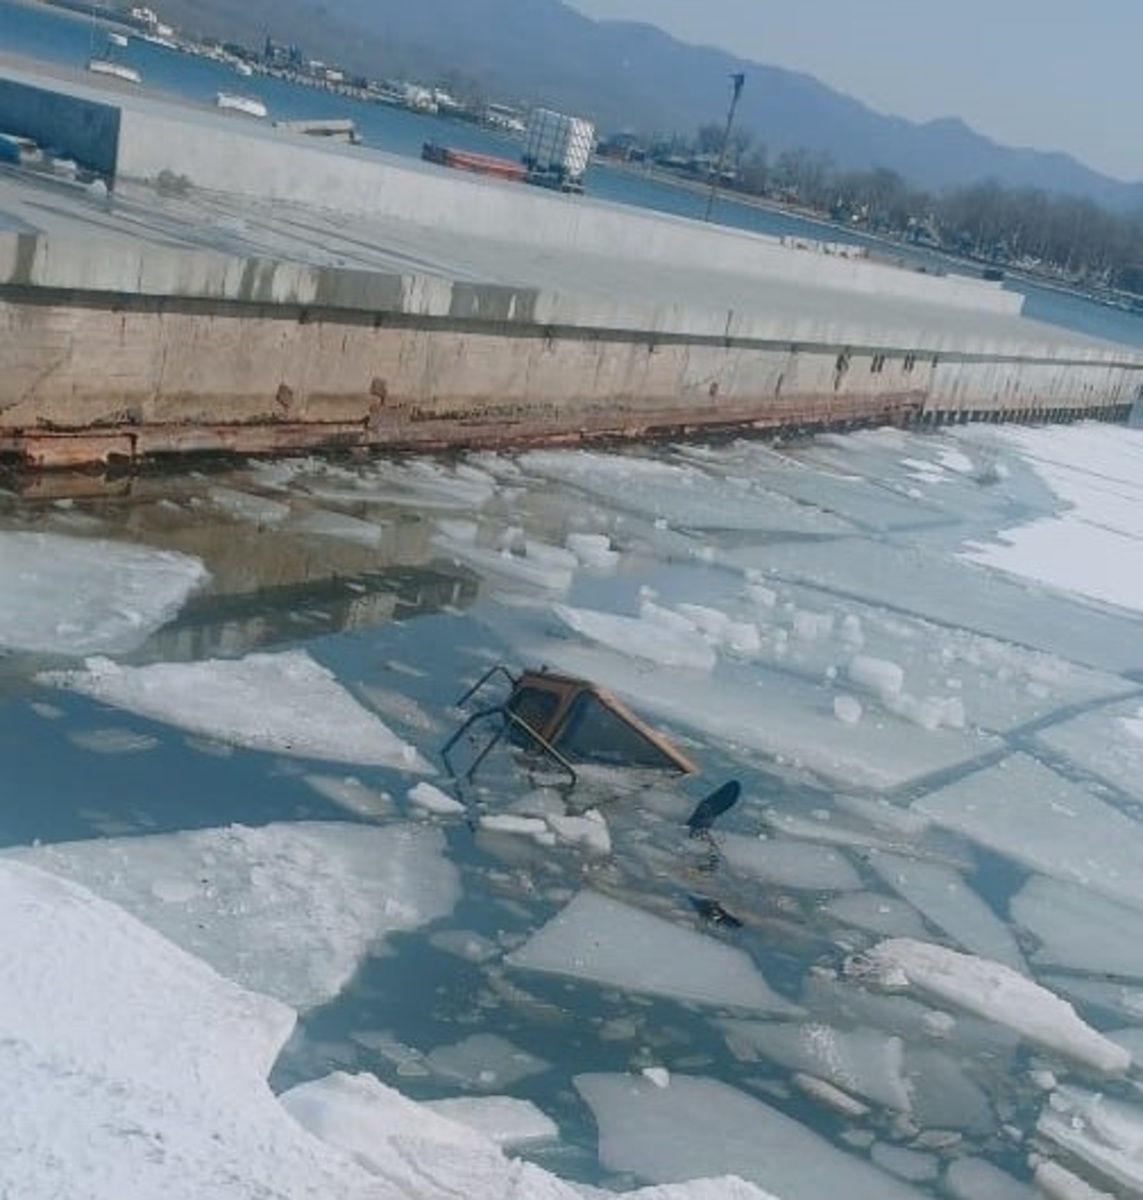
<box><xmin>156</xmin><ymin>0</ymin><xmax>1143</xmax><ymax>211</ymax></box>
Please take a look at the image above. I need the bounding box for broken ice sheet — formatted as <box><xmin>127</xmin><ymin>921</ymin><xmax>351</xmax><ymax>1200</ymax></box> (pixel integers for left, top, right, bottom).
<box><xmin>3</xmin><ymin>822</ymin><xmax>459</xmax><ymax>1010</ymax></box>
<box><xmin>425</xmin><ymin>1033</ymin><xmax>549</xmax><ymax>1091</ymax></box>
<box><xmin>1037</xmin><ymin>1085</ymin><xmax>1143</xmax><ymax>1196</ymax></box>
<box><xmin>38</xmin><ymin>649</ymin><xmax>431</xmax><ymax>770</ymax></box>
<box><xmin>422</xmin><ymin>1096</ymin><xmax>557</xmax><ymax>1147</ymax></box>
<box><xmin>575</xmin><ymin>1072</ymin><xmax>928</xmax><ymax>1200</ymax></box>
<box><xmin>506</xmin><ymin>890</ymin><xmax>800</xmax><ymax>1014</ymax></box>
<box><xmin>718</xmin><ymin>834</ymin><xmax>862</xmax><ymax>892</ymax></box>
<box><xmin>1035</xmin><ymin>697</ymin><xmax>1143</xmax><ymax>807</ymax></box>
<box><xmin>719</xmin><ymin>1020</ymin><xmax>914</xmax><ymax>1112</ymax></box>
<box><xmin>865</xmin><ymin>849</ymin><xmax>1027</xmax><ymax>973</ymax></box>
<box><xmin>915</xmin><ymin>752</ymin><xmax>1143</xmax><ymax>911</ymax></box>
<box><xmin>0</xmin><ymin>531</ymin><xmax>208</xmax><ymax>656</ymax></box>
<box><xmin>1010</xmin><ymin>874</ymin><xmax>1143</xmax><ymax>980</ymax></box>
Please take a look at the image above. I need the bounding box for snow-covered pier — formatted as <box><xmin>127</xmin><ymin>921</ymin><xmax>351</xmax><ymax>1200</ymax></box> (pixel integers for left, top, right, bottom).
<box><xmin>1</xmin><ymin>62</ymin><xmax>1141</xmax><ymax>468</ymax></box>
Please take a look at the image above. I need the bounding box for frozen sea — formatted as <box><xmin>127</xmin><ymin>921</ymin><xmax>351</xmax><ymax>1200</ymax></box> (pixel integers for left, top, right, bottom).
<box><xmin>5</xmin><ymin>419</ymin><xmax>1143</xmax><ymax>1198</ymax></box>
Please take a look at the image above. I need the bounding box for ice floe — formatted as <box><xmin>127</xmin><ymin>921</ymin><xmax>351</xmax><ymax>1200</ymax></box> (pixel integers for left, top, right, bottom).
<box><xmin>554</xmin><ymin>603</ymin><xmax>717</xmax><ymax>671</ymax></box>
<box><xmin>718</xmin><ymin>834</ymin><xmax>862</xmax><ymax>891</ymax></box>
<box><xmin>39</xmin><ymin>649</ymin><xmax>431</xmax><ymax>769</ymax></box>
<box><xmin>865</xmin><ymin>850</ymin><xmax>1027</xmax><ymax>972</ymax></box>
<box><xmin>0</xmin><ymin>531</ymin><xmax>208</xmax><ymax>656</ymax></box>
<box><xmin>4</xmin><ymin>822</ymin><xmax>459</xmax><ymax>1010</ymax></box>
<box><xmin>915</xmin><ymin>752</ymin><xmax>1143</xmax><ymax>911</ymax></box>
<box><xmin>1010</xmin><ymin>874</ymin><xmax>1143</xmax><ymax>979</ymax></box>
<box><xmin>1035</xmin><ymin>697</ymin><xmax>1143</xmax><ymax>807</ymax></box>
<box><xmin>1037</xmin><ymin>1085</ymin><xmax>1143</xmax><ymax>1195</ymax></box>
<box><xmin>422</xmin><ymin>1095</ymin><xmax>558</xmax><ymax>1146</ymax></box>
<box><xmin>283</xmin><ymin>1070</ymin><xmax>778</xmax><ymax>1200</ymax></box>
<box><xmin>959</xmin><ymin>423</ymin><xmax>1143</xmax><ymax>615</ymax></box>
<box><xmin>575</xmin><ymin>1072</ymin><xmax>928</xmax><ymax>1199</ymax></box>
<box><xmin>506</xmin><ymin>890</ymin><xmax>800</xmax><ymax>1013</ymax></box>
<box><xmin>425</xmin><ymin>1032</ymin><xmax>549</xmax><ymax>1090</ymax></box>
<box><xmin>857</xmin><ymin>938</ymin><xmax>1130</xmax><ymax>1074</ymax></box>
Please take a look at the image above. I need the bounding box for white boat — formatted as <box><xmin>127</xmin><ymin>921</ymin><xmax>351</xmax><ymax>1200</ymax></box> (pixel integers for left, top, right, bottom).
<box><xmin>107</xmin><ymin>31</ymin><xmax>128</xmax><ymax>48</ymax></box>
<box><xmin>215</xmin><ymin>92</ymin><xmax>268</xmax><ymax>119</ymax></box>
<box><xmin>87</xmin><ymin>58</ymin><xmax>142</xmax><ymax>84</ymax></box>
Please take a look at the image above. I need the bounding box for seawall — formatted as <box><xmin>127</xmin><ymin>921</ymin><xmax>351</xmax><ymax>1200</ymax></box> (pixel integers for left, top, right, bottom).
<box><xmin>1</xmin><ymin>63</ymin><xmax>1140</xmax><ymax>469</ymax></box>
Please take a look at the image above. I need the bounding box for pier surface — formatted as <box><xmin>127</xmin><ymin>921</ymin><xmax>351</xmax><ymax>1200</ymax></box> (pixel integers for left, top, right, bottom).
<box><xmin>1</xmin><ymin>59</ymin><xmax>1141</xmax><ymax>468</ymax></box>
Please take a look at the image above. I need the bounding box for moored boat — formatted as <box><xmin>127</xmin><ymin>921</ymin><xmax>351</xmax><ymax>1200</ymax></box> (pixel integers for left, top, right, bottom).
<box><xmin>87</xmin><ymin>58</ymin><xmax>141</xmax><ymax>84</ymax></box>
<box><xmin>215</xmin><ymin>92</ymin><xmax>268</xmax><ymax>119</ymax></box>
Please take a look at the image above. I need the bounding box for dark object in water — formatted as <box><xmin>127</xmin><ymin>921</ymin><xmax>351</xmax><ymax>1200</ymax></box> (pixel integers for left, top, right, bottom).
<box><xmin>688</xmin><ymin>894</ymin><xmax>743</xmax><ymax>928</ymax></box>
<box><xmin>686</xmin><ymin>780</ymin><xmax>741</xmax><ymax>836</ymax></box>
<box><xmin>442</xmin><ymin>665</ymin><xmax>698</xmax><ymax>789</ymax></box>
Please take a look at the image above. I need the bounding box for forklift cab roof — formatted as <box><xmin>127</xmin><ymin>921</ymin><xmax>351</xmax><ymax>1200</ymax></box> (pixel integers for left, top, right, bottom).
<box><xmin>442</xmin><ymin>666</ymin><xmax>697</xmax><ymax>786</ymax></box>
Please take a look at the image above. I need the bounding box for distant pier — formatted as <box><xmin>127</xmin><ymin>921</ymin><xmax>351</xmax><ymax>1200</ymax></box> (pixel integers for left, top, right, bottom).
<box><xmin>0</xmin><ymin>62</ymin><xmax>1140</xmax><ymax>470</ymax></box>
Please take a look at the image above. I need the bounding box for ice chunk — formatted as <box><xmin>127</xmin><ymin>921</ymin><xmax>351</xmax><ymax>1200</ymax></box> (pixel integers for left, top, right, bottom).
<box><xmin>426</xmin><ymin>1033</ymin><xmax>549</xmax><ymax>1090</ymax></box>
<box><xmin>859</xmin><ymin>938</ymin><xmax>1130</xmax><ymax>1074</ymax></box>
<box><xmin>289</xmin><ymin>507</ymin><xmax>384</xmax><ymax>547</ymax></box>
<box><xmin>68</xmin><ymin>726</ymin><xmax>159</xmax><ymax>754</ymax></box>
<box><xmin>0</xmin><ymin>531</ymin><xmax>208</xmax><ymax>655</ymax></box>
<box><xmin>408</xmin><ymin>781</ymin><xmax>466</xmax><ymax>815</ymax></box>
<box><xmin>566</xmin><ymin>531</ymin><xmax>620</xmax><ymax>570</ymax></box>
<box><xmin>944</xmin><ymin>1157</ymin><xmax>1038</xmax><ymax>1199</ymax></box>
<box><xmin>547</xmin><ymin>809</ymin><xmax>612</xmax><ymax>857</ymax></box>
<box><xmin>833</xmin><ymin>695</ymin><xmax>864</xmax><ymax>724</ymax></box>
<box><xmin>719</xmin><ymin>1020</ymin><xmax>913</xmax><ymax>1111</ymax></box>
<box><xmin>206</xmin><ymin>485</ymin><xmax>290</xmax><ymax>525</ymax></box>
<box><xmin>1032</xmin><ymin>1158</ymin><xmax>1116</xmax><ymax>1200</ymax></box>
<box><xmin>871</xmin><ymin>1144</ymin><xmax>938</xmax><ymax>1183</ymax></box>
<box><xmin>575</xmin><ymin>1072</ymin><xmax>928</xmax><ymax>1199</ymax></box>
<box><xmin>423</xmin><ymin>1096</ymin><xmax>558</xmax><ymax>1146</ymax></box>
<box><xmin>1036</xmin><ymin>699</ymin><xmax>1143</xmax><ymax>807</ymax></box>
<box><xmin>825</xmin><ymin>892</ymin><xmax>932</xmax><ymax>940</ymax></box>
<box><xmin>554</xmin><ymin>603</ymin><xmax>717</xmax><ymax>670</ymax></box>
<box><xmin>849</xmin><ymin>655</ymin><xmax>905</xmax><ymax>701</ymax></box>
<box><xmin>1037</xmin><ymin>1085</ymin><xmax>1143</xmax><ymax>1195</ymax></box>
<box><xmin>39</xmin><ymin>649</ymin><xmax>431</xmax><ymax>769</ymax></box>
<box><xmin>506</xmin><ymin>890</ymin><xmax>799</xmax><ymax>1013</ymax></box>
<box><xmin>1011</xmin><ymin>874</ymin><xmax>1143</xmax><ymax>979</ymax></box>
<box><xmin>719</xmin><ymin>834</ymin><xmax>862</xmax><ymax>891</ymax></box>
<box><xmin>4</xmin><ymin>822</ymin><xmax>459</xmax><ymax>1010</ymax></box>
<box><xmin>916</xmin><ymin>753</ymin><xmax>1143</xmax><ymax>911</ymax></box>
<box><xmin>0</xmin><ymin>858</ymin><xmax>384</xmax><ymax>1199</ymax></box>
<box><xmin>305</xmin><ymin>773</ymin><xmax>393</xmax><ymax>820</ymax></box>
<box><xmin>866</xmin><ymin>850</ymin><xmax>1027</xmax><ymax>972</ymax></box>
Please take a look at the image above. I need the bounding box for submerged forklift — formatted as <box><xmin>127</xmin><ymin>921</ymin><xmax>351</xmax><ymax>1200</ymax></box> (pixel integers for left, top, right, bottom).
<box><xmin>441</xmin><ymin>665</ymin><xmax>740</xmax><ymax>837</ymax></box>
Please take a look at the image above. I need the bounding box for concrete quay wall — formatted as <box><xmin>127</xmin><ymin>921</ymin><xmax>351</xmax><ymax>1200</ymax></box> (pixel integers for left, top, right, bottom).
<box><xmin>1</xmin><ymin>71</ymin><xmax>1141</xmax><ymax>468</ymax></box>
<box><xmin>1</xmin><ymin>240</ymin><xmax>1139</xmax><ymax>469</ymax></box>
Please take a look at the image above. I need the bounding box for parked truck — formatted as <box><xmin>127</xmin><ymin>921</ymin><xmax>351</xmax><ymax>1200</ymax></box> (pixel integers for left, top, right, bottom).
<box><xmin>522</xmin><ymin>108</ymin><xmax>595</xmax><ymax>193</ymax></box>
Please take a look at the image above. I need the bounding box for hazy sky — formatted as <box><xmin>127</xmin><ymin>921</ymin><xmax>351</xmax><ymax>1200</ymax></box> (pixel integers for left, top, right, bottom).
<box><xmin>565</xmin><ymin>0</ymin><xmax>1143</xmax><ymax>182</ymax></box>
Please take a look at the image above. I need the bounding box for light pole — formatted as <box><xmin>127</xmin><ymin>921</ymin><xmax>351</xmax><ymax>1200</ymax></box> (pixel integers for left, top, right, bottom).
<box><xmin>704</xmin><ymin>72</ymin><xmax>746</xmax><ymax>222</ymax></box>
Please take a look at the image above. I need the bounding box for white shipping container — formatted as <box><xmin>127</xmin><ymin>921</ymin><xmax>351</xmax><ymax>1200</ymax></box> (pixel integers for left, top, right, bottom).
<box><xmin>524</xmin><ymin>108</ymin><xmax>595</xmax><ymax>184</ymax></box>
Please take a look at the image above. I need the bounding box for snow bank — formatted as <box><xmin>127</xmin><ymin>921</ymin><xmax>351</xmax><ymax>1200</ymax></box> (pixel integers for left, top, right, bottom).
<box><xmin>5</xmin><ymin>822</ymin><xmax>459</xmax><ymax>1010</ymax></box>
<box><xmin>506</xmin><ymin>890</ymin><xmax>799</xmax><ymax>1013</ymax></box>
<box><xmin>0</xmin><ymin>857</ymin><xmax>378</xmax><ymax>1199</ymax></box>
<box><xmin>859</xmin><ymin>938</ymin><xmax>1130</xmax><ymax>1074</ymax></box>
<box><xmin>0</xmin><ymin>531</ymin><xmax>207</xmax><ymax>655</ymax></box>
<box><xmin>39</xmin><ymin>649</ymin><xmax>431</xmax><ymax>769</ymax></box>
